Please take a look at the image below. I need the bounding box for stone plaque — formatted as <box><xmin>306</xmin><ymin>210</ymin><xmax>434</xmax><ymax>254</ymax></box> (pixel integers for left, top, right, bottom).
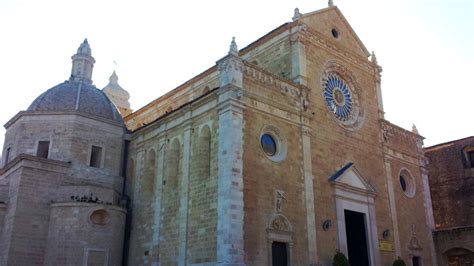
<box><xmin>379</xmin><ymin>240</ymin><xmax>394</xmax><ymax>252</ymax></box>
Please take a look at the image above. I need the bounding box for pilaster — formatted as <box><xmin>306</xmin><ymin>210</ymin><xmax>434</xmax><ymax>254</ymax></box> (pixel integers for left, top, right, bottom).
<box><xmin>178</xmin><ymin>118</ymin><xmax>192</xmax><ymax>266</ymax></box>
<box><xmin>420</xmin><ymin>161</ymin><xmax>438</xmax><ymax>266</ymax></box>
<box><xmin>383</xmin><ymin>159</ymin><xmax>401</xmax><ymax>256</ymax></box>
<box><xmin>301</xmin><ymin>125</ymin><xmax>318</xmax><ymax>265</ymax></box>
<box><xmin>216</xmin><ymin>38</ymin><xmax>245</xmax><ymax>266</ymax></box>
<box><xmin>151</xmin><ymin>138</ymin><xmax>166</xmax><ymax>266</ymax></box>
<box><xmin>290</xmin><ymin>23</ymin><xmax>308</xmax><ymax>86</ymax></box>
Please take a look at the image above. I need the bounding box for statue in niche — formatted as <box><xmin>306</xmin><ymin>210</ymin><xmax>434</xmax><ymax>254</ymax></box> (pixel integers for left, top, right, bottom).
<box><xmin>276</xmin><ymin>190</ymin><xmax>285</xmax><ymax>213</ymax></box>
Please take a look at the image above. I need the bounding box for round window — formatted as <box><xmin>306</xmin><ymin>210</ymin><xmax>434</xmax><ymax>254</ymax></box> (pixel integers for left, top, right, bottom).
<box><xmin>399</xmin><ymin>169</ymin><xmax>416</xmax><ymax>198</ymax></box>
<box><xmin>260</xmin><ymin>125</ymin><xmax>287</xmax><ymax>162</ymax></box>
<box><xmin>321</xmin><ymin>68</ymin><xmax>364</xmax><ymax>131</ymax></box>
<box><xmin>261</xmin><ymin>134</ymin><xmax>277</xmax><ymax>156</ymax></box>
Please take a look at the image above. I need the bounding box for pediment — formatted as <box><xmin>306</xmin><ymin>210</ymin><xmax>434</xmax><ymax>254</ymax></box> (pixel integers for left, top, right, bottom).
<box><xmin>328</xmin><ymin>162</ymin><xmax>376</xmax><ymax>193</ymax></box>
<box><xmin>301</xmin><ymin>6</ymin><xmax>370</xmax><ymax>58</ymax></box>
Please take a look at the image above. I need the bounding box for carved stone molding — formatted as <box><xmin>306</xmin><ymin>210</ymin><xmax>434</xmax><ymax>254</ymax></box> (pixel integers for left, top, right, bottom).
<box><xmin>381</xmin><ymin>120</ymin><xmax>424</xmax><ymax>153</ymax></box>
<box><xmin>243</xmin><ymin>62</ymin><xmax>309</xmax><ymax>108</ymax></box>
<box><xmin>267</xmin><ymin>213</ymin><xmax>293</xmax><ymax>233</ymax></box>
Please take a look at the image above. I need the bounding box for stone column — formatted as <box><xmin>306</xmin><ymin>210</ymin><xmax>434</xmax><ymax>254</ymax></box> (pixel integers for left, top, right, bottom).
<box><xmin>216</xmin><ymin>38</ymin><xmax>245</xmax><ymax>265</ymax></box>
<box><xmin>178</xmin><ymin>117</ymin><xmax>192</xmax><ymax>266</ymax></box>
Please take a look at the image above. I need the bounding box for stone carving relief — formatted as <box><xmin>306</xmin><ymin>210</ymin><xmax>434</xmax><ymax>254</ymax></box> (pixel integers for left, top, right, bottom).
<box><xmin>243</xmin><ymin>63</ymin><xmax>306</xmax><ymax>103</ymax></box>
<box><xmin>408</xmin><ymin>224</ymin><xmax>423</xmax><ymax>251</ymax></box>
<box><xmin>381</xmin><ymin>120</ymin><xmax>424</xmax><ymax>153</ymax></box>
<box><xmin>269</xmin><ymin>214</ymin><xmax>291</xmax><ymax>232</ymax></box>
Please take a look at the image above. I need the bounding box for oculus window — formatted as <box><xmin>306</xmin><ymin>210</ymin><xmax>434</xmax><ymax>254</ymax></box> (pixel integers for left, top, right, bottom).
<box><xmin>399</xmin><ymin>168</ymin><xmax>416</xmax><ymax>198</ymax></box>
<box><xmin>260</xmin><ymin>125</ymin><xmax>287</xmax><ymax>162</ymax></box>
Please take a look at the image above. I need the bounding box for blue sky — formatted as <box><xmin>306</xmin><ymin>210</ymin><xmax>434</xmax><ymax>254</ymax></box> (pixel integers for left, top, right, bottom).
<box><xmin>0</xmin><ymin>0</ymin><xmax>472</xmax><ymax>155</ymax></box>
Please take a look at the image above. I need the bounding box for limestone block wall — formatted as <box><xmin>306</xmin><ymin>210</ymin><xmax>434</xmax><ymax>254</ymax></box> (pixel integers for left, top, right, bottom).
<box><xmin>301</xmin><ymin>8</ymin><xmax>369</xmax><ymax>58</ymax></box>
<box><xmin>0</xmin><ymin>156</ymin><xmax>69</xmax><ymax>266</ymax></box>
<box><xmin>387</xmin><ymin>156</ymin><xmax>435</xmax><ymax>265</ymax></box>
<box><xmin>242</xmin><ymin>105</ymin><xmax>308</xmax><ymax>265</ymax></box>
<box><xmin>125</xmin><ymin>69</ymin><xmax>220</xmax><ymax>131</ymax></box>
<box><xmin>127</xmin><ymin>94</ymin><xmax>219</xmax><ymax>265</ymax></box>
<box><xmin>302</xmin><ymin>39</ymin><xmax>393</xmax><ymax>265</ymax></box>
<box><xmin>44</xmin><ymin>203</ymin><xmax>126</xmax><ymax>266</ymax></box>
<box><xmin>187</xmin><ymin>123</ymin><xmax>218</xmax><ymax>264</ymax></box>
<box><xmin>378</xmin><ymin>121</ymin><xmax>435</xmax><ymax>266</ymax></box>
<box><xmin>243</xmin><ymin>33</ymin><xmax>292</xmax><ymax>79</ymax></box>
<box><xmin>2</xmin><ymin>113</ymin><xmax>125</xmax><ymax>192</ymax></box>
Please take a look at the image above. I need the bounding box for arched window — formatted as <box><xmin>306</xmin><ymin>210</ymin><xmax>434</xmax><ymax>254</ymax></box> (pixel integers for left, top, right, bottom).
<box><xmin>197</xmin><ymin>126</ymin><xmax>211</xmax><ymax>178</ymax></box>
<box><xmin>164</xmin><ymin>139</ymin><xmax>180</xmax><ymax>189</ymax></box>
<box><xmin>142</xmin><ymin>149</ymin><xmax>156</xmax><ymax>199</ymax></box>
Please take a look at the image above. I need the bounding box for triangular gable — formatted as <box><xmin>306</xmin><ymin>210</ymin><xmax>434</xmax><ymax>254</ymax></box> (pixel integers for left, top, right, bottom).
<box><xmin>301</xmin><ymin>6</ymin><xmax>370</xmax><ymax>58</ymax></box>
<box><xmin>328</xmin><ymin>162</ymin><xmax>376</xmax><ymax>193</ymax></box>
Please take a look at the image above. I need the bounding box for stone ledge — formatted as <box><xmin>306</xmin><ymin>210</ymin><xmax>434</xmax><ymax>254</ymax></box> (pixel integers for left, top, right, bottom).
<box><xmin>50</xmin><ymin>201</ymin><xmax>127</xmax><ymax>213</ymax></box>
<box><xmin>0</xmin><ymin>153</ymin><xmax>70</xmax><ymax>175</ymax></box>
<box><xmin>434</xmin><ymin>225</ymin><xmax>474</xmax><ymax>234</ymax></box>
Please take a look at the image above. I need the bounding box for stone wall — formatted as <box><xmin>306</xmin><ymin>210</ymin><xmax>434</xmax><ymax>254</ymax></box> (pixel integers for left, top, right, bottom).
<box><xmin>433</xmin><ymin>226</ymin><xmax>474</xmax><ymax>265</ymax></box>
<box><xmin>0</xmin><ymin>156</ymin><xmax>69</xmax><ymax>265</ymax></box>
<box><xmin>2</xmin><ymin>113</ymin><xmax>125</xmax><ymax>191</ymax></box>
<box><xmin>44</xmin><ymin>203</ymin><xmax>126</xmax><ymax>266</ymax></box>
<box><xmin>127</xmin><ymin>92</ymin><xmax>219</xmax><ymax>265</ymax></box>
<box><xmin>425</xmin><ymin>137</ymin><xmax>474</xmax><ymax>229</ymax></box>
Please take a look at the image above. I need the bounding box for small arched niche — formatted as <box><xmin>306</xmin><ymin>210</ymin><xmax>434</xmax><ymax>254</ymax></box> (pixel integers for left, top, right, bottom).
<box><xmin>90</xmin><ymin>209</ymin><xmax>109</xmax><ymax>225</ymax></box>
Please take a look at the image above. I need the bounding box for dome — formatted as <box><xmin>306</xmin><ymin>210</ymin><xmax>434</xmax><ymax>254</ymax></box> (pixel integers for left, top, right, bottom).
<box><xmin>28</xmin><ymin>80</ymin><xmax>124</xmax><ymax>124</ymax></box>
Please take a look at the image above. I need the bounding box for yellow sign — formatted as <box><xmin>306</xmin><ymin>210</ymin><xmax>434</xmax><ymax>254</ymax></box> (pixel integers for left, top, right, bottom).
<box><xmin>379</xmin><ymin>240</ymin><xmax>394</xmax><ymax>252</ymax></box>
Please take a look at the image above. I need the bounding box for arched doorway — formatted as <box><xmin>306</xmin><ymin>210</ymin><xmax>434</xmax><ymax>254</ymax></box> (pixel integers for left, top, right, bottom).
<box><xmin>445</xmin><ymin>247</ymin><xmax>474</xmax><ymax>266</ymax></box>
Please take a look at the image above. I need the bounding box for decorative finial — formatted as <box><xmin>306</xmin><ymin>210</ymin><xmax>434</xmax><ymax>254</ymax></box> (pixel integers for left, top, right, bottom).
<box><xmin>229</xmin><ymin>36</ymin><xmax>238</xmax><ymax>56</ymax></box>
<box><xmin>109</xmin><ymin>70</ymin><xmax>119</xmax><ymax>84</ymax></box>
<box><xmin>328</xmin><ymin>0</ymin><xmax>334</xmax><ymax>7</ymax></box>
<box><xmin>371</xmin><ymin>51</ymin><xmax>383</xmax><ymax>75</ymax></box>
<box><xmin>412</xmin><ymin>124</ymin><xmax>419</xmax><ymax>135</ymax></box>
<box><xmin>77</xmin><ymin>38</ymin><xmax>92</xmax><ymax>55</ymax></box>
<box><xmin>371</xmin><ymin>51</ymin><xmax>378</xmax><ymax>64</ymax></box>
<box><xmin>292</xmin><ymin>8</ymin><xmax>302</xmax><ymax>22</ymax></box>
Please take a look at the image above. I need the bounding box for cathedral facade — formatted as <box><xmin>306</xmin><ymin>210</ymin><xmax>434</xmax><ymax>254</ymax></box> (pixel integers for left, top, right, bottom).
<box><xmin>0</xmin><ymin>5</ymin><xmax>437</xmax><ymax>266</ymax></box>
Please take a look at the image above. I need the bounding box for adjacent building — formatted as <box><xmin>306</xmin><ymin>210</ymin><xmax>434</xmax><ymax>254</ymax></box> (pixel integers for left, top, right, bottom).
<box><xmin>425</xmin><ymin>136</ymin><xmax>474</xmax><ymax>266</ymax></box>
